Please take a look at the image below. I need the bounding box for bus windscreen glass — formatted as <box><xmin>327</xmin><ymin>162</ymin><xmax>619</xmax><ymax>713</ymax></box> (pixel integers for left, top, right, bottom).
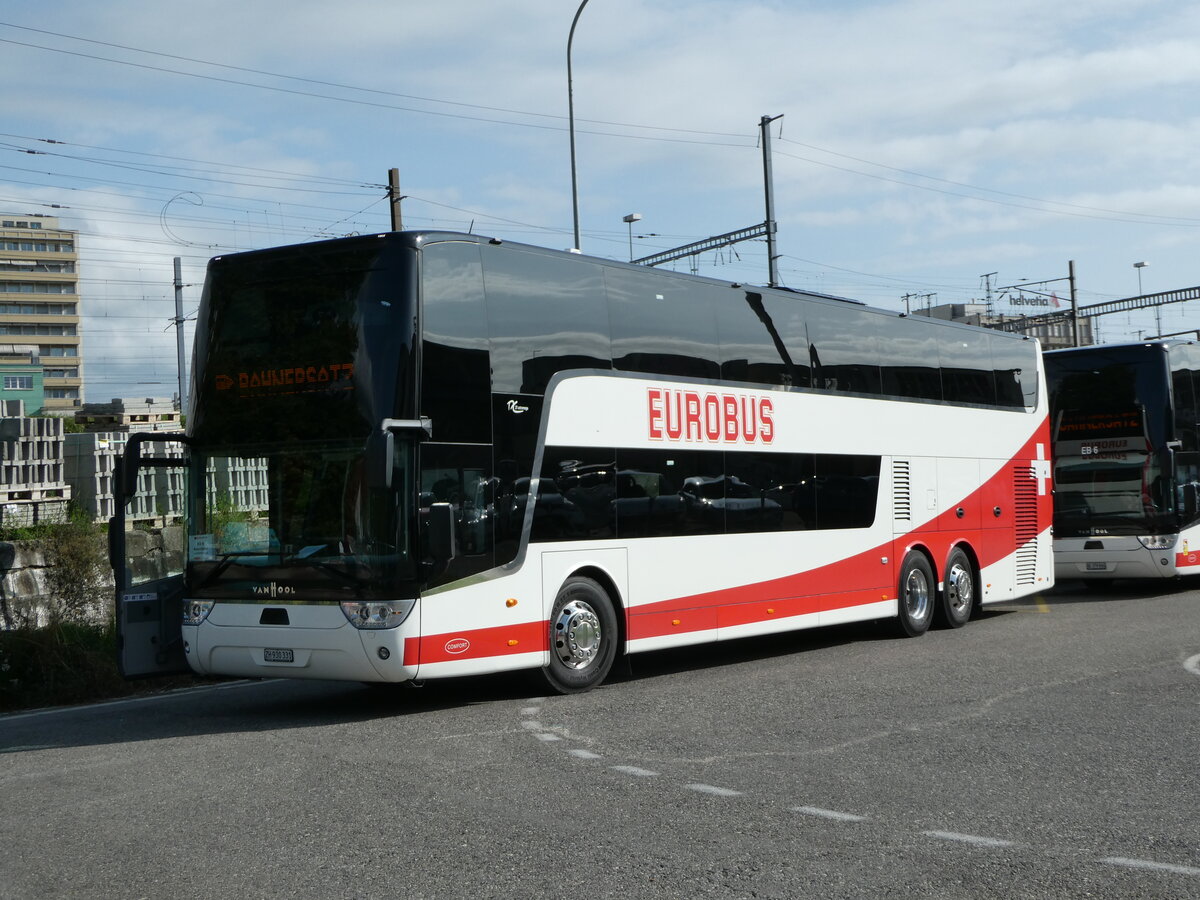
<box><xmin>188</xmin><ymin>440</ymin><xmax>415</xmax><ymax>599</ymax></box>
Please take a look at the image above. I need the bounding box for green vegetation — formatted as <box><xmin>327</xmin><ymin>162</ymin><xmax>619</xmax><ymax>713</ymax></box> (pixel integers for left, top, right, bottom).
<box><xmin>40</xmin><ymin>508</ymin><xmax>109</xmax><ymax>626</ymax></box>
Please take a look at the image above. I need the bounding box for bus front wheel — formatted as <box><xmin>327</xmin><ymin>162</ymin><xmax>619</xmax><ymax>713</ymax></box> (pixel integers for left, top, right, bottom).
<box><xmin>544</xmin><ymin>576</ymin><xmax>618</xmax><ymax>694</ymax></box>
<box><xmin>896</xmin><ymin>552</ymin><xmax>934</xmax><ymax>637</ymax></box>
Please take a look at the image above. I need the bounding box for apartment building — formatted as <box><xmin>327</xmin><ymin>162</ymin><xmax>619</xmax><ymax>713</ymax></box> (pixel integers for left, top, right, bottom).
<box><xmin>0</xmin><ymin>214</ymin><xmax>83</xmax><ymax>412</ymax></box>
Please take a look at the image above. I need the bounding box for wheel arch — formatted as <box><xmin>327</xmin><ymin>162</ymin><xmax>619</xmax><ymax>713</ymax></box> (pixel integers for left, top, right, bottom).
<box><xmin>898</xmin><ymin>540</ymin><xmax>938</xmax><ymax>581</ymax></box>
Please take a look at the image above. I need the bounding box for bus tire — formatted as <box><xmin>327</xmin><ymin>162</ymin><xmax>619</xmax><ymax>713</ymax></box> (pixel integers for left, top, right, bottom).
<box><xmin>937</xmin><ymin>548</ymin><xmax>975</xmax><ymax>628</ymax></box>
<box><xmin>544</xmin><ymin>576</ymin><xmax>618</xmax><ymax>694</ymax></box>
<box><xmin>896</xmin><ymin>551</ymin><xmax>934</xmax><ymax>637</ymax></box>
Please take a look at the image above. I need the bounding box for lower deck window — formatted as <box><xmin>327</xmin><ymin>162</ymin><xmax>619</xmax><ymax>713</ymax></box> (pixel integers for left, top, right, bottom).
<box><xmin>535</xmin><ymin>447</ymin><xmax>880</xmax><ymax>541</ymax></box>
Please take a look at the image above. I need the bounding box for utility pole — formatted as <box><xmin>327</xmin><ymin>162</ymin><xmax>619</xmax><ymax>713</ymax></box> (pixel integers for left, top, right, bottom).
<box><xmin>633</xmin><ymin>114</ymin><xmax>782</xmax><ymax>286</ymax></box>
<box><xmin>1068</xmin><ymin>260</ymin><xmax>1078</xmax><ymax>347</ymax></box>
<box><xmin>567</xmin><ymin>0</ymin><xmax>590</xmax><ymax>251</ymax></box>
<box><xmin>761</xmin><ymin>114</ymin><xmax>783</xmax><ymax>287</ymax></box>
<box><xmin>173</xmin><ymin>257</ymin><xmax>187</xmax><ymax>416</ymax></box>
<box><xmin>388</xmin><ymin>168</ymin><xmax>403</xmax><ymax>231</ymax></box>
<box><xmin>901</xmin><ymin>292</ymin><xmax>935</xmax><ymax>315</ymax></box>
<box><xmin>981</xmin><ymin>272</ymin><xmax>997</xmax><ymax>316</ymax></box>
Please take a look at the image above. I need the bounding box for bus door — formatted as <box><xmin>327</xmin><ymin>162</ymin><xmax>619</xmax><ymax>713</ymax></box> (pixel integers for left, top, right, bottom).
<box><xmin>108</xmin><ymin>434</ymin><xmax>192</xmax><ymax>678</ymax></box>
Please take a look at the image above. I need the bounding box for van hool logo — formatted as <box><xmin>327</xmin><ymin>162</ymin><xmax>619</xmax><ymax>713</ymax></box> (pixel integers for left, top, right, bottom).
<box><xmin>647</xmin><ymin>387</ymin><xmax>774</xmax><ymax>445</ymax></box>
<box><xmin>253</xmin><ymin>583</ymin><xmax>295</xmax><ymax>598</ymax></box>
<box><xmin>444</xmin><ymin>637</ymin><xmax>471</xmax><ymax>655</ymax></box>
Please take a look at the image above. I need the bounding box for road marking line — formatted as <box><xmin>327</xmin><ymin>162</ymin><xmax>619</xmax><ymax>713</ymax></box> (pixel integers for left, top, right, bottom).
<box><xmin>1035</xmin><ymin>595</ymin><xmax>1051</xmax><ymax>613</ymax></box>
<box><xmin>687</xmin><ymin>783</ymin><xmax>742</xmax><ymax>797</ymax></box>
<box><xmin>568</xmin><ymin>749</ymin><xmax>601</xmax><ymax>760</ymax></box>
<box><xmin>792</xmin><ymin>805</ymin><xmax>867</xmax><ymax>822</ymax></box>
<box><xmin>1184</xmin><ymin>653</ymin><xmax>1200</xmax><ymax>677</ymax></box>
<box><xmin>611</xmin><ymin>765</ymin><xmax>657</xmax><ymax>777</ymax></box>
<box><xmin>534</xmin><ymin>733</ymin><xmax>560</xmax><ymax>742</ymax></box>
<box><xmin>923</xmin><ymin>830</ymin><xmax>1014</xmax><ymax>848</ymax></box>
<box><xmin>1101</xmin><ymin>857</ymin><xmax>1200</xmax><ymax>876</ymax></box>
<box><xmin>519</xmin><ymin>706</ymin><xmax>541</xmax><ymax>716</ymax></box>
<box><xmin>520</xmin><ymin>720</ymin><xmax>543</xmax><ymax>731</ymax></box>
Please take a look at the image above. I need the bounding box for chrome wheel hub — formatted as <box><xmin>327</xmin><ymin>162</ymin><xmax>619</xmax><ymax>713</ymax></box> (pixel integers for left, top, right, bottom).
<box><xmin>904</xmin><ymin>567</ymin><xmax>930</xmax><ymax>620</ymax></box>
<box><xmin>946</xmin><ymin>563</ymin><xmax>972</xmax><ymax>616</ymax></box>
<box><xmin>553</xmin><ymin>599</ymin><xmax>602</xmax><ymax>669</ymax></box>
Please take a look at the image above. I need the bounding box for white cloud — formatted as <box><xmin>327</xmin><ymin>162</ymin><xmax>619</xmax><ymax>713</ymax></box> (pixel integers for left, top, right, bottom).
<box><xmin>2</xmin><ymin>0</ymin><xmax>1199</xmax><ymax>401</ymax></box>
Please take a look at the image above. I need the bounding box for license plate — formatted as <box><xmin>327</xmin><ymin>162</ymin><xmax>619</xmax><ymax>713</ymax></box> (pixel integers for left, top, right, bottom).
<box><xmin>263</xmin><ymin>648</ymin><xmax>294</xmax><ymax>662</ymax></box>
<box><xmin>1085</xmin><ymin>562</ymin><xmax>1108</xmax><ymax>571</ymax></box>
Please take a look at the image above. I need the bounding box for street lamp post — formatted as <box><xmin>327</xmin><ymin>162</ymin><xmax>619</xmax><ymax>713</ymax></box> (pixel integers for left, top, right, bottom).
<box><xmin>1134</xmin><ymin>261</ymin><xmax>1155</xmax><ymax>336</ymax></box>
<box><xmin>623</xmin><ymin>213</ymin><xmax>642</xmax><ymax>261</ymax></box>
<box><xmin>567</xmin><ymin>0</ymin><xmax>590</xmax><ymax>252</ymax></box>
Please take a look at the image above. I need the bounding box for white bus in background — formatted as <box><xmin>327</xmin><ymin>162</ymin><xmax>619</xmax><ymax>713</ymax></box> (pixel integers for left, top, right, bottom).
<box><xmin>1046</xmin><ymin>340</ymin><xmax>1200</xmax><ymax>581</ymax></box>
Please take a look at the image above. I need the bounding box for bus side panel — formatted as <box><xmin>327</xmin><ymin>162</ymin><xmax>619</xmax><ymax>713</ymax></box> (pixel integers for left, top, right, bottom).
<box><xmin>408</xmin><ymin>572</ymin><xmax>547</xmax><ymax>680</ymax></box>
<box><xmin>977</xmin><ymin>435</ymin><xmax>1054</xmax><ymax>602</ymax></box>
<box><xmin>979</xmin><ymin>458</ymin><xmax>1018</xmax><ymax>600</ymax></box>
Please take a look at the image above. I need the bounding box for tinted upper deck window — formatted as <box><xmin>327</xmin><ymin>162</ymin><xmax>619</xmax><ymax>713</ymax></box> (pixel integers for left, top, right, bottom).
<box><xmin>940</xmin><ymin>327</ymin><xmax>996</xmax><ymax>406</ymax></box>
<box><xmin>759</xmin><ymin>292</ymin><xmax>812</xmax><ymax>389</ymax></box>
<box><xmin>607</xmin><ymin>268</ymin><xmax>720</xmax><ymax>381</ymax></box>
<box><xmin>807</xmin><ymin>301</ymin><xmax>884</xmax><ymax>395</ymax></box>
<box><xmin>481</xmin><ymin>245</ymin><xmax>611</xmax><ymax>394</ymax></box>
<box><xmin>421</xmin><ymin>241</ymin><xmax>491</xmax><ymax>443</ymax></box>
<box><xmin>881</xmin><ymin>316</ymin><xmax>943</xmax><ymax>401</ymax></box>
<box><xmin>720</xmin><ymin>291</ymin><xmax>805</xmax><ymax>388</ymax></box>
<box><xmin>990</xmin><ymin>333</ymin><xmax>1037</xmax><ymax>409</ymax></box>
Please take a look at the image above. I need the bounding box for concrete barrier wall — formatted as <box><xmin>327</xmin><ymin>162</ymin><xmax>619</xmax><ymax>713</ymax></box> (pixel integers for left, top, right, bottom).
<box><xmin>0</xmin><ymin>528</ymin><xmax>181</xmax><ymax>629</ymax></box>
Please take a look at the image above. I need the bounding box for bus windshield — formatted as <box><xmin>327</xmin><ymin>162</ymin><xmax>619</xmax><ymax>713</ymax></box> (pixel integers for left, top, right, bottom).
<box><xmin>1047</xmin><ymin>344</ymin><xmax>1174</xmax><ymax>536</ymax></box>
<box><xmin>187</xmin><ymin>439</ymin><xmax>415</xmax><ymax>599</ymax></box>
<box><xmin>1052</xmin><ymin>444</ymin><xmax>1170</xmax><ymax>535</ymax></box>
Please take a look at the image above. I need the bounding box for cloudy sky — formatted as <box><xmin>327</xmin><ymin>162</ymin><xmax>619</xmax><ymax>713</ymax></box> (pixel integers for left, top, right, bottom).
<box><xmin>2</xmin><ymin>0</ymin><xmax>1198</xmax><ymax>402</ymax></box>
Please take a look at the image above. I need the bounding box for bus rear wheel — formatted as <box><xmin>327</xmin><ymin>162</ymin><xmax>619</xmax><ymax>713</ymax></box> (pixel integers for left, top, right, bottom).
<box><xmin>544</xmin><ymin>576</ymin><xmax>618</xmax><ymax>694</ymax></box>
<box><xmin>937</xmin><ymin>548</ymin><xmax>975</xmax><ymax>628</ymax></box>
<box><xmin>895</xmin><ymin>552</ymin><xmax>934</xmax><ymax>637</ymax></box>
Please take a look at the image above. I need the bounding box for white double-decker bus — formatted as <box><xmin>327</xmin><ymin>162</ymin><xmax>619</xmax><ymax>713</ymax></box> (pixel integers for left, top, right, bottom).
<box><xmin>1045</xmin><ymin>340</ymin><xmax>1200</xmax><ymax>581</ymax></box>
<box><xmin>110</xmin><ymin>232</ymin><xmax>1053</xmax><ymax>693</ymax></box>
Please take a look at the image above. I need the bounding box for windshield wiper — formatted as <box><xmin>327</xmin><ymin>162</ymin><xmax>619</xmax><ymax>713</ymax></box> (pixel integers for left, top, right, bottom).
<box><xmin>195</xmin><ymin>551</ymin><xmax>274</xmax><ymax>588</ymax></box>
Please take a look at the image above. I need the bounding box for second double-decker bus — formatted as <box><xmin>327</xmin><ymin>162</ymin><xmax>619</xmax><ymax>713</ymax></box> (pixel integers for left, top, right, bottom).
<box><xmin>1045</xmin><ymin>340</ymin><xmax>1200</xmax><ymax>581</ymax></box>
<box><xmin>110</xmin><ymin>231</ymin><xmax>1053</xmax><ymax>693</ymax></box>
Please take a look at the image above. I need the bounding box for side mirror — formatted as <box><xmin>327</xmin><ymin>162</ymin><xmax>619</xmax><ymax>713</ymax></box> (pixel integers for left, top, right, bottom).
<box><xmin>428</xmin><ymin>502</ymin><xmax>457</xmax><ymax>563</ymax></box>
<box><xmin>1183</xmin><ymin>483</ymin><xmax>1199</xmax><ymax>522</ymax></box>
<box><xmin>364</xmin><ymin>429</ymin><xmax>395</xmax><ymax>490</ymax></box>
<box><xmin>117</xmin><ymin>433</ymin><xmax>190</xmax><ymax>504</ymax></box>
<box><xmin>118</xmin><ymin>448</ymin><xmax>140</xmax><ymax>503</ymax></box>
<box><xmin>107</xmin><ymin>517</ymin><xmax>121</xmax><ymax>572</ymax></box>
<box><xmin>367</xmin><ymin>418</ymin><xmax>433</xmax><ymax>489</ymax></box>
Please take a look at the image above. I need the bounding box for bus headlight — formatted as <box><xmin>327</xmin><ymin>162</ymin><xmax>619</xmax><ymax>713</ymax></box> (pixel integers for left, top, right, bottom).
<box><xmin>1137</xmin><ymin>534</ymin><xmax>1176</xmax><ymax>550</ymax></box>
<box><xmin>339</xmin><ymin>599</ymin><xmax>415</xmax><ymax>629</ymax></box>
<box><xmin>182</xmin><ymin>600</ymin><xmax>214</xmax><ymax>625</ymax></box>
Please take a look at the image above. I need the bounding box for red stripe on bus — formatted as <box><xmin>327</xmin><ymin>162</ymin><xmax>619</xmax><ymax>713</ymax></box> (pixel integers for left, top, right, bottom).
<box><xmin>408</xmin><ymin>620</ymin><xmax>548</xmax><ymax>666</ymax></box>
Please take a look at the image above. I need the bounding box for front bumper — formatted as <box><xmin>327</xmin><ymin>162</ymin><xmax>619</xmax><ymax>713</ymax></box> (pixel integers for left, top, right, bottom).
<box><xmin>1053</xmin><ymin>536</ymin><xmax>1176</xmax><ymax>580</ymax></box>
<box><xmin>182</xmin><ymin>601</ymin><xmax>420</xmax><ymax>682</ymax></box>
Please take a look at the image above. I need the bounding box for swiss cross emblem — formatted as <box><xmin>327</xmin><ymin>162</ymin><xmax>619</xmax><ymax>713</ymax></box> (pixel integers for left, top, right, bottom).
<box><xmin>1032</xmin><ymin>443</ymin><xmax>1051</xmax><ymax>495</ymax></box>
